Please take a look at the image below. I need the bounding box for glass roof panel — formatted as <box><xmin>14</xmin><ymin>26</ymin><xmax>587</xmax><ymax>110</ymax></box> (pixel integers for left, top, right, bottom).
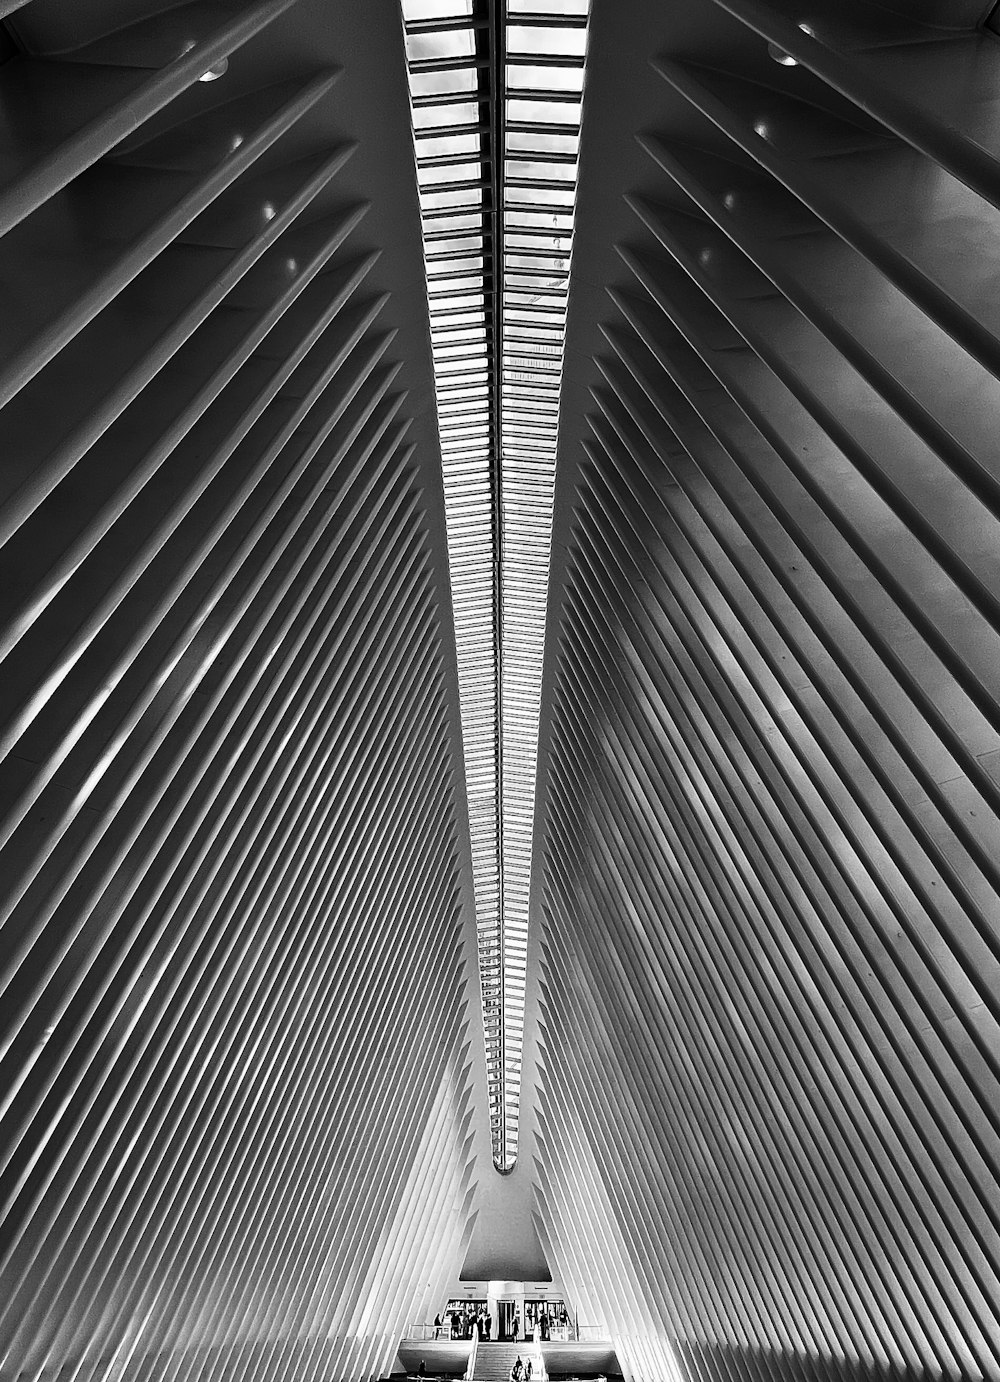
<box><xmin>424</xmin><ymin>213</ymin><xmax>486</xmax><ymax>232</ymax></box>
<box><xmin>507</xmin><ymin>187</ymin><xmax>575</xmax><ymax>209</ymax></box>
<box><xmin>432</xmin><ymin>321</ymin><xmax>488</xmax><ymax>337</ymax></box>
<box><xmin>428</xmin><ymin>270</ymin><xmax>485</xmax><ymax>290</ymax></box>
<box><xmin>508</xmin><ymin>25</ymin><xmax>588</xmax><ymax>57</ymax></box>
<box><xmin>507</xmin><ymin>129</ymin><xmax>579</xmax><ymax>154</ymax></box>
<box><xmin>507</xmin><ymin>250</ymin><xmax>569</xmax><ymax>268</ymax></box>
<box><xmin>420</xmin><ymin>161</ymin><xmax>483</xmax><ymax>187</ymax></box>
<box><xmin>405</xmin><ymin>27</ymin><xmax>477</xmax><ymax>60</ymax></box>
<box><xmin>417</xmin><ymin>131</ymin><xmax>483</xmax><ymax>156</ymax></box>
<box><xmin>506</xmin><ymin>232</ymin><xmax>570</xmax><ymax>252</ymax></box>
<box><xmin>410</xmin><ymin>65</ymin><xmax>479</xmax><ymax>96</ymax></box>
<box><xmin>406</xmin><ymin>0</ymin><xmax>473</xmax><ymax>15</ymax></box>
<box><xmin>420</xmin><ymin>180</ymin><xmax>484</xmax><ymax>202</ymax></box>
<box><xmin>403</xmin><ymin>0</ymin><xmax>590</xmax><ymax>1177</ymax></box>
<box><xmin>412</xmin><ymin>99</ymin><xmax>481</xmax><ymax>128</ymax></box>
<box><xmin>438</xmin><ymin>385</ymin><xmax>491</xmax><ymax>402</ymax></box>
<box><xmin>510</xmin><ymin>0</ymin><xmax>587</xmax><ymax>12</ymax></box>
<box><xmin>507</xmin><ymin>63</ymin><xmax>584</xmax><ymax>92</ymax></box>
<box><xmin>508</xmin><ymin>96</ymin><xmax>582</xmax><ymax>123</ymax></box>
<box><xmin>506</xmin><ymin>158</ymin><xmax>577</xmax><ymax>181</ymax></box>
<box><xmin>428</xmin><ymin>256</ymin><xmax>486</xmax><ymax>274</ymax></box>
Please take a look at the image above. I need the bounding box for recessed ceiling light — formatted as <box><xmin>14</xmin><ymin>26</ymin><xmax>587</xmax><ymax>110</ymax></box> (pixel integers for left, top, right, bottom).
<box><xmin>767</xmin><ymin>42</ymin><xmax>798</xmax><ymax>66</ymax></box>
<box><xmin>199</xmin><ymin>58</ymin><xmax>228</xmax><ymax>82</ymax></box>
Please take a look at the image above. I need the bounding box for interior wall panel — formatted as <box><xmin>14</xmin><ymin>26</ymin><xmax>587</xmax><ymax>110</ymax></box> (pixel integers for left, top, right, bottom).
<box><xmin>0</xmin><ymin>4</ymin><xmax>482</xmax><ymax>1382</ymax></box>
<box><xmin>533</xmin><ymin>1</ymin><xmax>1000</xmax><ymax>1379</ymax></box>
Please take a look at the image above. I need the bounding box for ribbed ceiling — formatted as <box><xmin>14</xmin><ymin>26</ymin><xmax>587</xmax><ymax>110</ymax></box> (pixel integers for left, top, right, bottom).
<box><xmin>0</xmin><ymin>3</ymin><xmax>482</xmax><ymax>1379</ymax></box>
<box><xmin>2</xmin><ymin>2</ymin><xmax>1000</xmax><ymax>1381</ymax></box>
<box><xmin>534</xmin><ymin>0</ymin><xmax>1000</xmax><ymax>1378</ymax></box>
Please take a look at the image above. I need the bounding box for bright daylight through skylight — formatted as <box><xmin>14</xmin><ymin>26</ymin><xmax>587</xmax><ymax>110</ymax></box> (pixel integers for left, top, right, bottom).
<box><xmin>401</xmin><ymin>0</ymin><xmax>589</xmax><ymax>1174</ymax></box>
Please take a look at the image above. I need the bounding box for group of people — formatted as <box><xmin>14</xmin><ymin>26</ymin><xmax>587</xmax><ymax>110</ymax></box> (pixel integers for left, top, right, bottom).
<box><xmin>524</xmin><ymin>1302</ymin><xmax>569</xmax><ymax>1341</ymax></box>
<box><xmin>433</xmin><ymin>1306</ymin><xmax>492</xmax><ymax>1340</ymax></box>
<box><xmin>431</xmin><ymin>1300</ymin><xmax>571</xmax><ymax>1344</ymax></box>
<box><xmin>509</xmin><ymin>1357</ymin><xmax>533</xmax><ymax>1381</ymax></box>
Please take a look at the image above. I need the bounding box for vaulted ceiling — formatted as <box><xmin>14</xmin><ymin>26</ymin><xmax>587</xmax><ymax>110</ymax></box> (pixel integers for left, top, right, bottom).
<box><xmin>1</xmin><ymin>2</ymin><xmax>1000</xmax><ymax>1382</ymax></box>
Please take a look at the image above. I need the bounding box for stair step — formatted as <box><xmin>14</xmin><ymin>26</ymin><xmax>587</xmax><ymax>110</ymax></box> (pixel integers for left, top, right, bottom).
<box><xmin>471</xmin><ymin>1341</ymin><xmax>540</xmax><ymax>1382</ymax></box>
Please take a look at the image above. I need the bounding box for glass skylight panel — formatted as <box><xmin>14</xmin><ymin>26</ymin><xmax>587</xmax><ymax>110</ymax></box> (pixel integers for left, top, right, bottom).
<box><xmin>406</xmin><ymin>26</ymin><xmax>477</xmax><ymax>59</ymax></box>
<box><xmin>493</xmin><ymin>2</ymin><xmax>588</xmax><ymax>1177</ymax></box>
<box><xmin>411</xmin><ymin>67</ymin><xmax>480</xmax><ymax>97</ymax></box>
<box><xmin>508</xmin><ymin>25</ymin><xmax>587</xmax><ymax>56</ymax></box>
<box><xmin>407</xmin><ymin>0</ymin><xmax>473</xmax><ymax>16</ymax></box>
<box><xmin>413</xmin><ymin>101</ymin><xmax>481</xmax><ymax>129</ymax></box>
<box><xmin>507</xmin><ymin>63</ymin><xmax>583</xmax><ymax>92</ymax></box>
<box><xmin>403</xmin><ymin>0</ymin><xmax>589</xmax><ymax>1176</ymax></box>
<box><xmin>403</xmin><ymin>0</ymin><xmax>504</xmax><ymax>1165</ymax></box>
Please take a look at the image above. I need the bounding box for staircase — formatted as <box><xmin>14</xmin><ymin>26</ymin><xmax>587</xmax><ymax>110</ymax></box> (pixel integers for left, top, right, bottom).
<box><xmin>472</xmin><ymin>1342</ymin><xmax>538</xmax><ymax>1382</ymax></box>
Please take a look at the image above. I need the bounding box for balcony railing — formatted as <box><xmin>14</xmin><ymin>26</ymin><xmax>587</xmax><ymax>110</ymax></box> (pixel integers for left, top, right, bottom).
<box><xmin>404</xmin><ymin>1323</ymin><xmax>464</xmax><ymax>1342</ymax></box>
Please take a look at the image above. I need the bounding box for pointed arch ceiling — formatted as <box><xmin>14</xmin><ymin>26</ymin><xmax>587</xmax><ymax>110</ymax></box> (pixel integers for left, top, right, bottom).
<box><xmin>1</xmin><ymin>2</ymin><xmax>1000</xmax><ymax>1382</ymax></box>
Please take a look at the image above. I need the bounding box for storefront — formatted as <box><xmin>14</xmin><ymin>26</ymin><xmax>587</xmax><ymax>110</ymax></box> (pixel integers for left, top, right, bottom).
<box><xmin>443</xmin><ymin>1299</ymin><xmax>487</xmax><ymax>1339</ymax></box>
<box><xmin>524</xmin><ymin>1297</ymin><xmax>571</xmax><ymax>1341</ymax></box>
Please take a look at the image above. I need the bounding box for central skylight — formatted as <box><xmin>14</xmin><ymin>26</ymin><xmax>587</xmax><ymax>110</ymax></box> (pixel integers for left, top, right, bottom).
<box><xmin>402</xmin><ymin>0</ymin><xmax>589</xmax><ymax>1173</ymax></box>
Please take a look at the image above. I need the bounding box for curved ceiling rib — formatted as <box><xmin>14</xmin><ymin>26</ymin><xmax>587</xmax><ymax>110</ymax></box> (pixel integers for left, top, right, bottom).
<box><xmin>402</xmin><ymin>0</ymin><xmax>589</xmax><ymax>1173</ymax></box>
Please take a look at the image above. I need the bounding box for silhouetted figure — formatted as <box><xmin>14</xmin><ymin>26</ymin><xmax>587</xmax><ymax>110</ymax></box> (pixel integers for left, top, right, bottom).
<box><xmin>510</xmin><ymin>1357</ymin><xmax>524</xmax><ymax>1382</ymax></box>
<box><xmin>417</xmin><ymin>1361</ymin><xmax>426</xmax><ymax>1378</ymax></box>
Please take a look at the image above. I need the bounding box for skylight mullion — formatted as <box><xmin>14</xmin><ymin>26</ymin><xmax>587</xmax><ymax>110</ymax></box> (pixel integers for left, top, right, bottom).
<box><xmin>420</xmin><ymin>208</ymin><xmax>487</xmax><ymax>225</ymax></box>
<box><xmin>409</xmin><ymin>53</ymin><xmax>488</xmax><ymax>75</ymax></box>
<box><xmin>507</xmin><ymin>13</ymin><xmax>588</xmax><ymax>28</ymax></box>
<box><xmin>506</xmin><ymin>51</ymin><xmax>585</xmax><ymax>70</ymax></box>
<box><xmin>505</xmin><ymin>145</ymin><xmax>578</xmax><ymax>163</ymax></box>
<box><xmin>405</xmin><ymin>14</ymin><xmax>486</xmax><ymax>36</ymax></box>
<box><xmin>508</xmin><ymin>122</ymin><xmax>580</xmax><ymax>141</ymax></box>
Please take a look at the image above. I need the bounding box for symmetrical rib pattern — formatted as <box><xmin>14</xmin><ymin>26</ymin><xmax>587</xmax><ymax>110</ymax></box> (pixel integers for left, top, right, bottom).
<box><xmin>534</xmin><ymin>1</ymin><xmax>1000</xmax><ymax>1379</ymax></box>
<box><xmin>8</xmin><ymin>2</ymin><xmax>1000</xmax><ymax>1378</ymax></box>
<box><xmin>0</xmin><ymin>5</ymin><xmax>479</xmax><ymax>1382</ymax></box>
